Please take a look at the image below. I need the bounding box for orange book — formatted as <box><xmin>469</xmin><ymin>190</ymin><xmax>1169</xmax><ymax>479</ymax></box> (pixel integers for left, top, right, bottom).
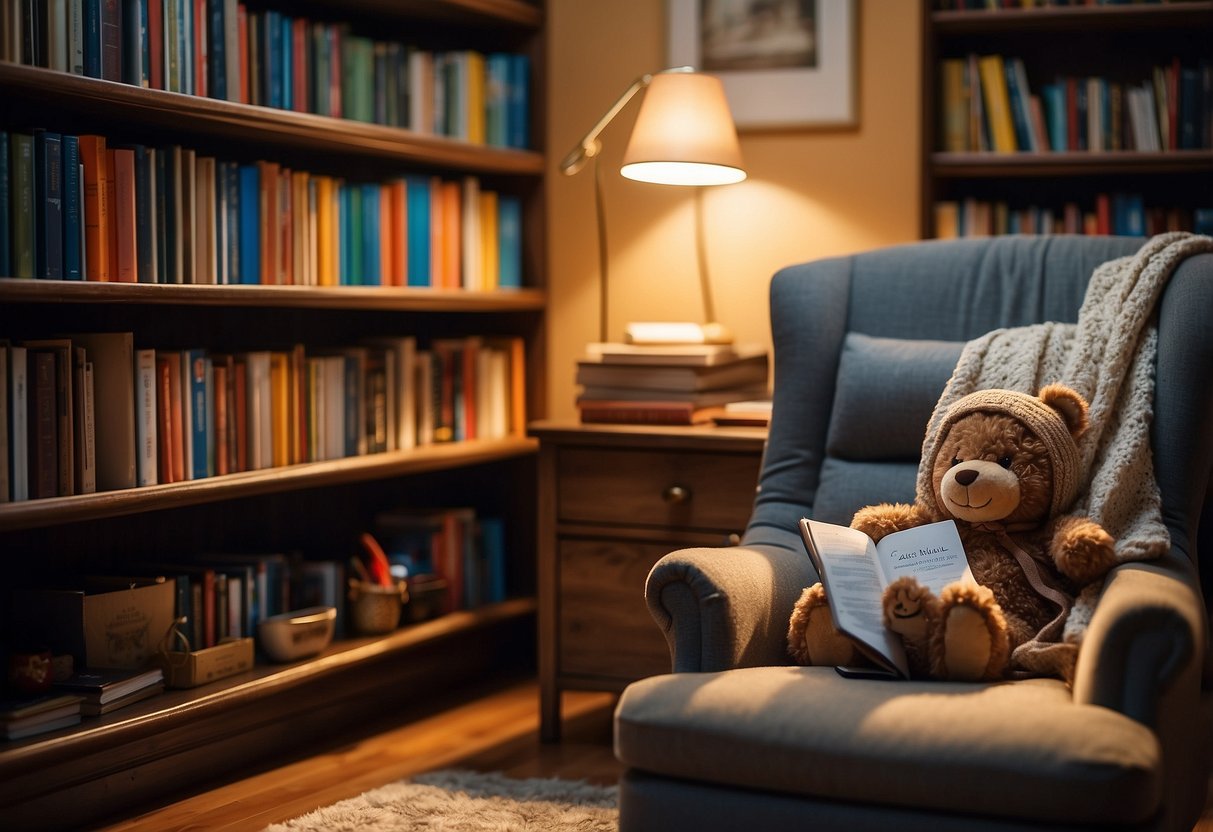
<box><xmin>441</xmin><ymin>180</ymin><xmax>461</xmax><ymax>289</ymax></box>
<box><xmin>479</xmin><ymin>190</ymin><xmax>498</xmax><ymax>290</ymax></box>
<box><xmin>388</xmin><ymin>180</ymin><xmax>407</xmax><ymax>286</ymax></box>
<box><xmin>278</xmin><ymin>166</ymin><xmax>292</xmax><ymax>284</ymax></box>
<box><xmin>289</xmin><ymin>344</ymin><xmax>305</xmax><ymax>464</ymax></box>
<box><xmin>213</xmin><ymin>361</ymin><xmax>229</xmax><ymax>476</ymax></box>
<box><xmin>156</xmin><ymin>354</ymin><xmax>175</xmax><ymax>483</ymax></box>
<box><xmin>429</xmin><ymin>176</ymin><xmax>444</xmax><ymax>287</ymax></box>
<box><xmin>105</xmin><ymin>150</ymin><xmax>119</xmax><ymax>281</ymax></box>
<box><xmin>315</xmin><ymin>176</ymin><xmax>336</xmax><ymax>286</ymax></box>
<box><xmin>292</xmin><ymin>171</ymin><xmax>309</xmax><ymax>285</ymax></box>
<box><xmin>269</xmin><ymin>351</ymin><xmax>290</xmax><ymax>467</ymax></box>
<box><xmin>507</xmin><ymin>336</ymin><xmax>525</xmax><ymax>437</ymax></box>
<box><xmin>379</xmin><ymin>183</ymin><xmax>393</xmax><ymax>285</ymax></box>
<box><xmin>165</xmin><ymin>351</ymin><xmax>185</xmax><ymax>483</ymax></box>
<box><xmin>258</xmin><ymin>161</ymin><xmax>280</xmax><ymax>284</ymax></box>
<box><xmin>111</xmin><ymin>148</ymin><xmax>138</xmax><ymax>282</ymax></box>
<box><xmin>78</xmin><ymin>135</ymin><xmax>110</xmax><ymax>281</ymax></box>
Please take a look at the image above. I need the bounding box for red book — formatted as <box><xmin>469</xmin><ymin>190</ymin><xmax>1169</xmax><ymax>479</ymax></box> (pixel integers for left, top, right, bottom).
<box><xmin>78</xmin><ymin>135</ymin><xmax>110</xmax><ymax>281</ymax></box>
<box><xmin>258</xmin><ymin>161</ymin><xmax>279</xmax><ymax>284</ymax></box>
<box><xmin>292</xmin><ymin>17</ymin><xmax>308</xmax><ymax>113</ymax></box>
<box><xmin>156</xmin><ymin>354</ymin><xmax>175</xmax><ymax>484</ymax></box>
<box><xmin>195</xmin><ymin>0</ymin><xmax>208</xmax><ymax>98</ymax></box>
<box><xmin>148</xmin><ymin>0</ymin><xmax>164</xmax><ymax>89</ymax></box>
<box><xmin>388</xmin><ymin>180</ymin><xmax>407</xmax><ymax>286</ymax></box>
<box><xmin>111</xmin><ymin>148</ymin><xmax>138</xmax><ymax>283</ymax></box>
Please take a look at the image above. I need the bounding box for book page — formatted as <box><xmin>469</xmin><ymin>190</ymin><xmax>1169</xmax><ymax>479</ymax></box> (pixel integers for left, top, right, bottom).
<box><xmin>872</xmin><ymin>519</ymin><xmax>974</xmax><ymax>594</ymax></box>
<box><xmin>800</xmin><ymin>519</ymin><xmax>908</xmax><ymax>678</ymax></box>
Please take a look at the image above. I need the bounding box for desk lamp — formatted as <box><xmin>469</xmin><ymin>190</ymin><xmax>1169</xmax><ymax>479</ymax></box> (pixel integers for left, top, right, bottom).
<box><xmin>559</xmin><ymin>67</ymin><xmax>746</xmax><ymax>345</ymax></box>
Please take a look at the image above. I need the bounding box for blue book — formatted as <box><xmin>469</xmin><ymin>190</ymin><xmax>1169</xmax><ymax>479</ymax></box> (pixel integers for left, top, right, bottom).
<box><xmin>497</xmin><ymin>195</ymin><xmax>522</xmax><ymax>288</ymax></box>
<box><xmin>237</xmin><ymin>165</ymin><xmax>260</xmax><ymax>284</ymax></box>
<box><xmin>0</xmin><ymin>132</ymin><xmax>10</xmax><ymax>277</ymax></box>
<box><xmin>266</xmin><ymin>10</ymin><xmax>282</xmax><ymax>109</ymax></box>
<box><xmin>132</xmin><ymin>145</ymin><xmax>155</xmax><ymax>282</ymax></box>
<box><xmin>61</xmin><ymin>135</ymin><xmax>82</xmax><ymax>280</ymax></box>
<box><xmin>186</xmin><ymin>349</ymin><xmax>209</xmax><ymax>480</ymax></box>
<box><xmin>84</xmin><ymin>0</ymin><xmax>102</xmax><ymax>78</ymax></box>
<box><xmin>1004</xmin><ymin>59</ymin><xmax>1033</xmax><ymax>152</ymax></box>
<box><xmin>479</xmin><ymin>516</ymin><xmax>507</xmax><ymax>604</ymax></box>
<box><xmin>208</xmin><ymin>0</ymin><xmax>227</xmax><ymax>100</ymax></box>
<box><xmin>485</xmin><ymin>54</ymin><xmax>511</xmax><ymax>147</ymax></box>
<box><xmin>405</xmin><ymin>175</ymin><xmax>431</xmax><ymax>286</ymax></box>
<box><xmin>121</xmin><ymin>0</ymin><xmax>142</xmax><ymax>85</ymax></box>
<box><xmin>1041</xmin><ymin>82</ymin><xmax>1067</xmax><ymax>152</ymax></box>
<box><xmin>280</xmin><ymin>14</ymin><xmax>292</xmax><ymax>111</ymax></box>
<box><xmin>507</xmin><ymin>54</ymin><xmax>530</xmax><ymax>149</ymax></box>
<box><xmin>33</xmin><ymin>131</ymin><xmax>64</xmax><ymax>281</ymax></box>
<box><xmin>361</xmin><ymin>184</ymin><xmax>380</xmax><ymax>286</ymax></box>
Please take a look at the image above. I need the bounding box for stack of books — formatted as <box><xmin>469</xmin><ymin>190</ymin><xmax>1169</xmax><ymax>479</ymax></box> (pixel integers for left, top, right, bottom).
<box><xmin>54</xmin><ymin>667</ymin><xmax>166</xmax><ymax>716</ymax></box>
<box><xmin>576</xmin><ymin>342</ymin><xmax>770</xmax><ymax>425</ymax></box>
<box><xmin>0</xmin><ymin>692</ymin><xmax>84</xmax><ymax>741</ymax></box>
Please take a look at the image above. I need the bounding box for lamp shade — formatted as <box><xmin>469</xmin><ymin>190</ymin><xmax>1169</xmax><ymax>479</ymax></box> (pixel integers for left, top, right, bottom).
<box><xmin>620</xmin><ymin>72</ymin><xmax>746</xmax><ymax>187</ymax></box>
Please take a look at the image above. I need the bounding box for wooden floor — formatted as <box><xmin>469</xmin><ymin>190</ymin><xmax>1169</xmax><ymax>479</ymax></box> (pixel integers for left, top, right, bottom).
<box><xmin>95</xmin><ymin>676</ymin><xmax>1213</xmax><ymax>832</ymax></box>
<box><xmin>96</xmin><ymin>680</ymin><xmax>621</xmax><ymax>831</ymax></box>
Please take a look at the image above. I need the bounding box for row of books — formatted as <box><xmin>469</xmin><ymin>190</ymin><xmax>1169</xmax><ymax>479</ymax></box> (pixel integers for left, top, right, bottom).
<box><xmin>0</xmin><ymin>1</ymin><xmax>531</xmax><ymax>148</ymax></box>
<box><xmin>576</xmin><ymin>341</ymin><xmax>770</xmax><ymax>426</ymax></box>
<box><xmin>2</xmin><ymin>665</ymin><xmax>165</xmax><ymax>741</ymax></box>
<box><xmin>939</xmin><ymin>54</ymin><xmax>1212</xmax><ymax>153</ymax></box>
<box><xmin>0</xmin><ymin>332</ymin><xmax>527</xmax><ymax>502</ymax></box>
<box><xmin>934</xmin><ymin>195</ymin><xmax>1213</xmax><ymax>238</ymax></box>
<box><xmin>0</xmin><ymin>130</ymin><xmax>524</xmax><ymax>288</ymax></box>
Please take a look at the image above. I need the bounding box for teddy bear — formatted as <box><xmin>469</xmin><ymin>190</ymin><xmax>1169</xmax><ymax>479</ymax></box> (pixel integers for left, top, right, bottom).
<box><xmin>787</xmin><ymin>383</ymin><xmax>1118</xmax><ymax>683</ymax></box>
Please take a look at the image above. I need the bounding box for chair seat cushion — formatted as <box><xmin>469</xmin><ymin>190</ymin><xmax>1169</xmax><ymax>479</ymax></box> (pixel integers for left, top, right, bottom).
<box><xmin>615</xmin><ymin>666</ymin><xmax>1162</xmax><ymax>825</ymax></box>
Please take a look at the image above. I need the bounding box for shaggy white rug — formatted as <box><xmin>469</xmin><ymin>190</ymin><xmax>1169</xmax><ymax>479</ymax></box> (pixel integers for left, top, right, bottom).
<box><xmin>264</xmin><ymin>768</ymin><xmax>619</xmax><ymax>831</ymax></box>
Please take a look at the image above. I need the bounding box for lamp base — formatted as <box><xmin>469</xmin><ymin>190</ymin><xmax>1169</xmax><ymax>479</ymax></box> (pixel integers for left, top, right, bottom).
<box><xmin>624</xmin><ymin>321</ymin><xmax>734</xmax><ymax>346</ymax></box>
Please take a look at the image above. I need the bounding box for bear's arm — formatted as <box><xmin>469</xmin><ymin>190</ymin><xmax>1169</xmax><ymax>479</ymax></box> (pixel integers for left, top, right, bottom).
<box><xmin>1048</xmin><ymin>514</ymin><xmax>1117</xmax><ymax>586</ymax></box>
<box><xmin>851</xmin><ymin>502</ymin><xmax>936</xmax><ymax>542</ymax></box>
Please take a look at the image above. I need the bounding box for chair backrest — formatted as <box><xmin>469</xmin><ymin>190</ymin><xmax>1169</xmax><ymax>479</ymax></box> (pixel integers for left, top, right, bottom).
<box><xmin>745</xmin><ymin>235</ymin><xmax>1166</xmax><ymax>549</ymax></box>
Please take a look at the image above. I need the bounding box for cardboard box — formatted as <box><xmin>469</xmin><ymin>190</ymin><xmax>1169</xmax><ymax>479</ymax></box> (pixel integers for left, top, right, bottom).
<box><xmin>158</xmin><ymin>638</ymin><xmax>254</xmax><ymax>689</ymax></box>
<box><xmin>11</xmin><ymin>580</ymin><xmax>176</xmax><ymax>670</ymax></box>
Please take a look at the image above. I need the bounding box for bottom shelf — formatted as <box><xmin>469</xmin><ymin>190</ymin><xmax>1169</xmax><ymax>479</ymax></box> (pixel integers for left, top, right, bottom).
<box><xmin>0</xmin><ymin>597</ymin><xmax>536</xmax><ymax>830</ymax></box>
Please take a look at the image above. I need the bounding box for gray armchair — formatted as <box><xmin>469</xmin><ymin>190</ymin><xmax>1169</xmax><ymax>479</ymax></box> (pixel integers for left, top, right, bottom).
<box><xmin>614</xmin><ymin>236</ymin><xmax>1213</xmax><ymax>831</ymax></box>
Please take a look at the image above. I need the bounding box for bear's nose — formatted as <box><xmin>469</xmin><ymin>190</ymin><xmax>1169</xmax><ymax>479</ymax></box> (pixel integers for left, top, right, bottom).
<box><xmin>954</xmin><ymin>468</ymin><xmax>979</xmax><ymax>486</ymax></box>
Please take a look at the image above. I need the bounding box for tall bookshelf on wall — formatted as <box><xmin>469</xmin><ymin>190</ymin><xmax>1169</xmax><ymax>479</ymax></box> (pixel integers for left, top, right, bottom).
<box><xmin>0</xmin><ymin>0</ymin><xmax>546</xmax><ymax>825</ymax></box>
<box><xmin>921</xmin><ymin>1</ymin><xmax>1213</xmax><ymax>239</ymax></box>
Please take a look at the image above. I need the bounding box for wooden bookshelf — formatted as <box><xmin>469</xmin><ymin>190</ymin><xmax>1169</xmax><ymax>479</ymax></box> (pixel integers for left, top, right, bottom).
<box><xmin>920</xmin><ymin>1</ymin><xmax>1213</xmax><ymax>237</ymax></box>
<box><xmin>0</xmin><ymin>1</ymin><xmax>547</xmax><ymax>825</ymax></box>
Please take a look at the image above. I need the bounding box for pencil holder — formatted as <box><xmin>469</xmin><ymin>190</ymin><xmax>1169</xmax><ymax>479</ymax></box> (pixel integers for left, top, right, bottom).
<box><xmin>348</xmin><ymin>580</ymin><xmax>408</xmax><ymax>635</ymax></box>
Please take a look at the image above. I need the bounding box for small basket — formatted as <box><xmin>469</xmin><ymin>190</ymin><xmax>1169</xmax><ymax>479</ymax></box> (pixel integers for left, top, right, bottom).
<box><xmin>348</xmin><ymin>580</ymin><xmax>408</xmax><ymax>635</ymax></box>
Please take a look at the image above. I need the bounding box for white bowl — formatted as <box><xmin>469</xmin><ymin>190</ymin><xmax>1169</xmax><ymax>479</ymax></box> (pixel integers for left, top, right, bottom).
<box><xmin>257</xmin><ymin>606</ymin><xmax>337</xmax><ymax>662</ymax></box>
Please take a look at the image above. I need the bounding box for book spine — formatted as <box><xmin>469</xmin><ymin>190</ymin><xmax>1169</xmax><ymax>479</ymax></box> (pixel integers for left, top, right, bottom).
<box><xmin>27</xmin><ymin>350</ymin><xmax>58</xmax><ymax>499</ymax></box>
<box><xmin>135</xmin><ymin>347</ymin><xmax>158</xmax><ymax>486</ymax></box>
<box><xmin>78</xmin><ymin>135</ymin><xmax>109</xmax><ymax>281</ymax></box>
<box><xmin>99</xmin><ymin>0</ymin><xmax>120</xmax><ymax>81</ymax></box>
<box><xmin>11</xmin><ymin>133</ymin><xmax>34</xmax><ymax>279</ymax></box>
<box><xmin>134</xmin><ymin>145</ymin><xmax>156</xmax><ymax>282</ymax></box>
<box><xmin>111</xmin><ymin>147</ymin><xmax>137</xmax><ymax>282</ymax></box>
<box><xmin>186</xmin><ymin>348</ymin><xmax>207</xmax><ymax>479</ymax></box>
<box><xmin>0</xmin><ymin>132</ymin><xmax>9</xmax><ymax>276</ymax></box>
<box><xmin>61</xmin><ymin>135</ymin><xmax>82</xmax><ymax>280</ymax></box>
<box><xmin>9</xmin><ymin>346</ymin><xmax>29</xmax><ymax>500</ymax></box>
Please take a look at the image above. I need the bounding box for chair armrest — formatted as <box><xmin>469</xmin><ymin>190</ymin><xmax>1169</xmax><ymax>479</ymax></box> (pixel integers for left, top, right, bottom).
<box><xmin>1072</xmin><ymin>559</ymin><xmax>1207</xmax><ymax>726</ymax></box>
<box><xmin>644</xmin><ymin>541</ymin><xmax>817</xmax><ymax>673</ymax></box>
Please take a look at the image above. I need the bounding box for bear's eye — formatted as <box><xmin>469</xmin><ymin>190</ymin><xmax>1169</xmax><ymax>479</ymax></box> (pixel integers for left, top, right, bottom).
<box><xmin>997</xmin><ymin>455</ymin><xmax>1013</xmax><ymax>469</ymax></box>
<box><xmin>950</xmin><ymin>457</ymin><xmax>962</xmax><ymax>467</ymax></box>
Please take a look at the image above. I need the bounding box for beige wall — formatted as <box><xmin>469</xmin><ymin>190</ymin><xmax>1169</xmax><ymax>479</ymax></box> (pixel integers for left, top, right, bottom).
<box><xmin>545</xmin><ymin>0</ymin><xmax>922</xmax><ymax>420</ymax></box>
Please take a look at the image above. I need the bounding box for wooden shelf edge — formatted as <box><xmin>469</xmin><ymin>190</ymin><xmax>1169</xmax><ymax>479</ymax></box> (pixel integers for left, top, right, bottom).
<box><xmin>0</xmin><ymin>437</ymin><xmax>539</xmax><ymax>532</ymax></box>
<box><xmin>0</xmin><ymin>62</ymin><xmax>545</xmax><ymax>175</ymax></box>
<box><xmin>933</xmin><ymin>2</ymin><xmax>1213</xmax><ymax>33</ymax></box>
<box><xmin>0</xmin><ymin>596</ymin><xmax>536</xmax><ymax>773</ymax></box>
<box><xmin>0</xmin><ymin>278</ymin><xmax>547</xmax><ymax>311</ymax></box>
<box><xmin>931</xmin><ymin>150</ymin><xmax>1213</xmax><ymax>178</ymax></box>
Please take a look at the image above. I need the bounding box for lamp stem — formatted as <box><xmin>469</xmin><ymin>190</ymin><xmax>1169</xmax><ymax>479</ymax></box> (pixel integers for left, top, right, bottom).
<box><xmin>694</xmin><ymin>187</ymin><xmax>717</xmax><ymax>327</ymax></box>
<box><xmin>594</xmin><ymin>155</ymin><xmax>610</xmax><ymax>343</ymax></box>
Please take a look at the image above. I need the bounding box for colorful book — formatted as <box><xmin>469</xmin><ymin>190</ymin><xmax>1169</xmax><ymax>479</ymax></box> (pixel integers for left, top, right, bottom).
<box><xmin>497</xmin><ymin>195</ymin><xmax>522</xmax><ymax>288</ymax></box>
<box><xmin>78</xmin><ymin>134</ymin><xmax>110</xmax><ymax>281</ymax></box>
<box><xmin>111</xmin><ymin>146</ymin><xmax>138</xmax><ymax>282</ymax></box>
<box><xmin>405</xmin><ymin>175</ymin><xmax>430</xmax><ymax>286</ymax></box>
<box><xmin>61</xmin><ymin>134</ymin><xmax>82</xmax><ymax>279</ymax></box>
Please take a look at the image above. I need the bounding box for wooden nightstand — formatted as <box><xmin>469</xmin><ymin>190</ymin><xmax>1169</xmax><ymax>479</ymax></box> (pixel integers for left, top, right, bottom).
<box><xmin>529</xmin><ymin>421</ymin><xmax>768</xmax><ymax>741</ymax></box>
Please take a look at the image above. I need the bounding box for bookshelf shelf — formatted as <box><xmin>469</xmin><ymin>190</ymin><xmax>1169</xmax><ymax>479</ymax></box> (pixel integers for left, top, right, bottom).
<box><xmin>0</xmin><ymin>597</ymin><xmax>537</xmax><ymax>828</ymax></box>
<box><xmin>0</xmin><ymin>62</ymin><xmax>545</xmax><ymax>175</ymax></box>
<box><xmin>0</xmin><ymin>437</ymin><xmax>538</xmax><ymax>532</ymax></box>
<box><xmin>920</xmin><ymin>2</ymin><xmax>1213</xmax><ymax>237</ymax></box>
<box><xmin>0</xmin><ymin>278</ymin><xmax>547</xmax><ymax>312</ymax></box>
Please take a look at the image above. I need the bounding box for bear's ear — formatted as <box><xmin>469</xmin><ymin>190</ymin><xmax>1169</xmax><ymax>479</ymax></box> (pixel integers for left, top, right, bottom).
<box><xmin>1039</xmin><ymin>383</ymin><xmax>1089</xmax><ymax>441</ymax></box>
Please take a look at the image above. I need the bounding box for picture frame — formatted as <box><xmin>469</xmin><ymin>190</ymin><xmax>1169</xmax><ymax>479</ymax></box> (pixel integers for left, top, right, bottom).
<box><xmin>667</xmin><ymin>0</ymin><xmax>858</xmax><ymax>130</ymax></box>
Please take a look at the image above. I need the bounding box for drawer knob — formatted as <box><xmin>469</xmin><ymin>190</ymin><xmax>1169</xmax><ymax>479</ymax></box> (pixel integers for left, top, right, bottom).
<box><xmin>663</xmin><ymin>485</ymin><xmax>691</xmax><ymax>504</ymax></box>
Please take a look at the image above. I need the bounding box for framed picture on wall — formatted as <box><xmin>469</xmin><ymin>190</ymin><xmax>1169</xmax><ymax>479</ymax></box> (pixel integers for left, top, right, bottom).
<box><xmin>668</xmin><ymin>0</ymin><xmax>857</xmax><ymax>130</ymax></box>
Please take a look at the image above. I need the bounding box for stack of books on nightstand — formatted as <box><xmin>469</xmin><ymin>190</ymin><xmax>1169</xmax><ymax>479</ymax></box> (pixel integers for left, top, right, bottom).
<box><xmin>1</xmin><ymin>692</ymin><xmax>84</xmax><ymax>741</ymax></box>
<box><xmin>576</xmin><ymin>342</ymin><xmax>770</xmax><ymax>425</ymax></box>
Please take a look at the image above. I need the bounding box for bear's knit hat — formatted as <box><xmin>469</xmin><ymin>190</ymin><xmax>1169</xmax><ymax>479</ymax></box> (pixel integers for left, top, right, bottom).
<box><xmin>924</xmin><ymin>388</ymin><xmax>1083</xmax><ymax>519</ymax></box>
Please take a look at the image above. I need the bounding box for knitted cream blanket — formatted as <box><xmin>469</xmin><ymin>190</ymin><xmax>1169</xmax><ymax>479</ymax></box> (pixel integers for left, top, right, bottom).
<box><xmin>916</xmin><ymin>232</ymin><xmax>1213</xmax><ymax>675</ymax></box>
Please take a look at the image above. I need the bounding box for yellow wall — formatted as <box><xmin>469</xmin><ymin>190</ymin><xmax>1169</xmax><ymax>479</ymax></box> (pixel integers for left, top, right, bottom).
<box><xmin>546</xmin><ymin>0</ymin><xmax>922</xmax><ymax>420</ymax></box>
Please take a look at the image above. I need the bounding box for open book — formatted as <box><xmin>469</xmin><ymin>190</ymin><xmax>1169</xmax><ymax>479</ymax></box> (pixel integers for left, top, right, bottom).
<box><xmin>798</xmin><ymin>518</ymin><xmax>975</xmax><ymax>679</ymax></box>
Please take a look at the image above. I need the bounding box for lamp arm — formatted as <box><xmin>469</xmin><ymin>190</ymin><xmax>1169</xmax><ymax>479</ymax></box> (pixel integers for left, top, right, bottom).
<box><xmin>559</xmin><ymin>73</ymin><xmax>654</xmax><ymax>177</ymax></box>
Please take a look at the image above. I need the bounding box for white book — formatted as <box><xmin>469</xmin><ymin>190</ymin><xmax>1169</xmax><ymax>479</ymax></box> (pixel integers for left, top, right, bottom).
<box><xmin>8</xmin><ymin>345</ymin><xmax>27</xmax><ymax>501</ymax></box>
<box><xmin>135</xmin><ymin>348</ymin><xmax>158</xmax><ymax>486</ymax></box>
<box><xmin>68</xmin><ymin>333</ymin><xmax>135</xmax><ymax>491</ymax></box>
<box><xmin>245</xmin><ymin>351</ymin><xmax>273</xmax><ymax>470</ymax></box>
<box><xmin>66</xmin><ymin>0</ymin><xmax>84</xmax><ymax>74</ymax></box>
<box><xmin>48</xmin><ymin>0</ymin><xmax>67</xmax><ymax>71</ymax></box>
<box><xmin>462</xmin><ymin>176</ymin><xmax>481</xmax><ymax>290</ymax></box>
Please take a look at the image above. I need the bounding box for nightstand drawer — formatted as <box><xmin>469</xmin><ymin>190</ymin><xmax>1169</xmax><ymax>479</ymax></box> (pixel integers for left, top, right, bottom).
<box><xmin>558</xmin><ymin>538</ymin><xmax>672</xmax><ymax>681</ymax></box>
<box><xmin>558</xmin><ymin>447</ymin><xmax>759</xmax><ymax>531</ymax></box>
